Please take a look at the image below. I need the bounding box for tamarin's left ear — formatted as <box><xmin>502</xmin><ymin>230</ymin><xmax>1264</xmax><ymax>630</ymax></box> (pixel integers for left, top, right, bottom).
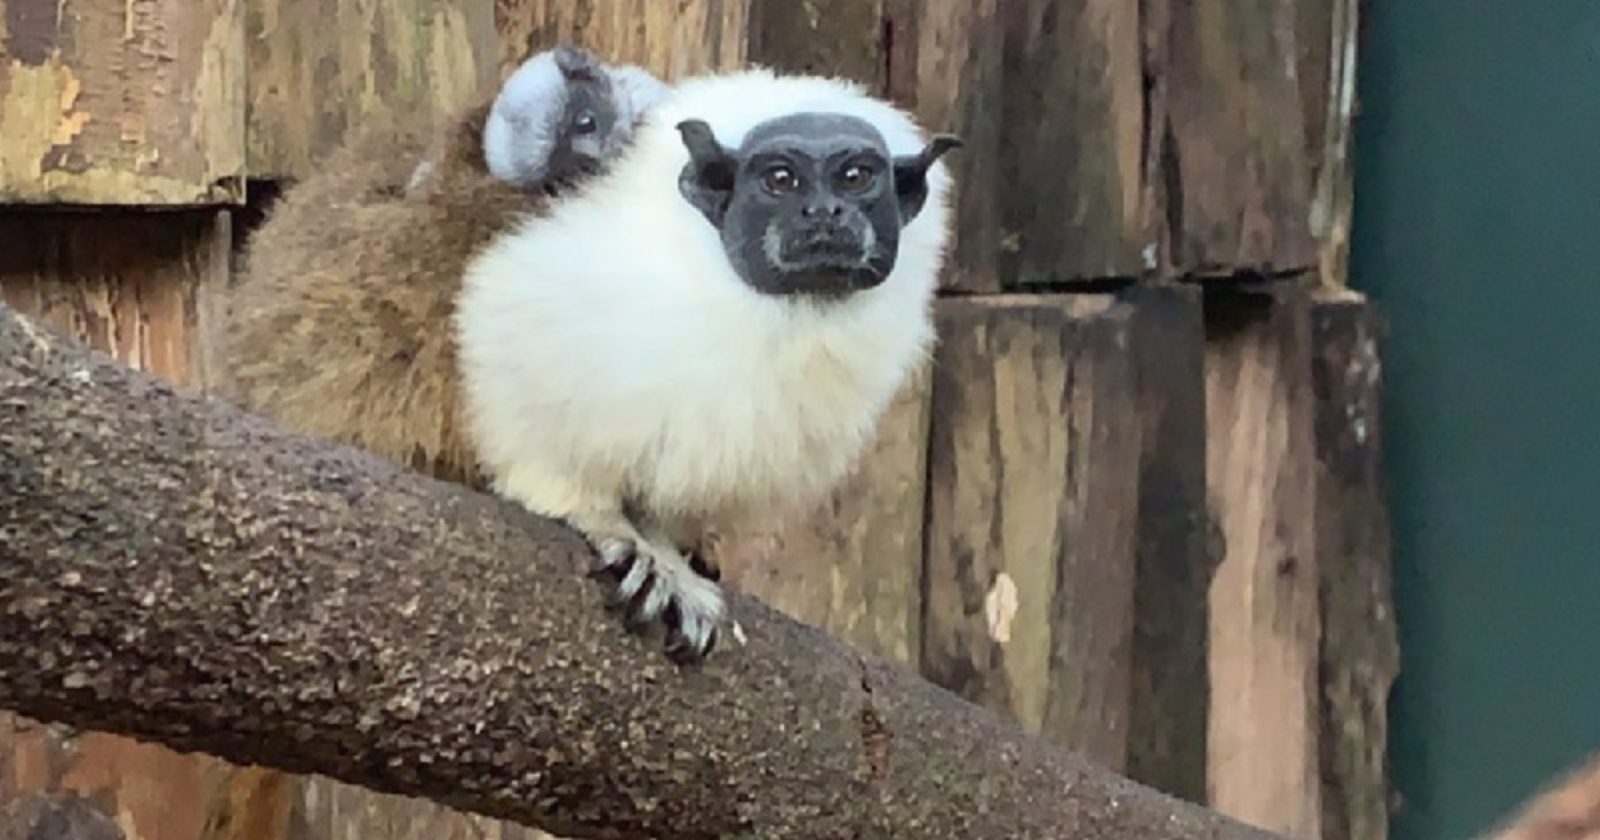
<box><xmin>676</xmin><ymin>119</ymin><xmax>738</xmax><ymax>227</ymax></box>
<box><xmin>894</xmin><ymin>133</ymin><xmax>962</xmax><ymax>223</ymax></box>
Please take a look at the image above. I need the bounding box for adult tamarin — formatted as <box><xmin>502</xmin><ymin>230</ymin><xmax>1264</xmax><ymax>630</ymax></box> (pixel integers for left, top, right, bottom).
<box><xmin>224</xmin><ymin>56</ymin><xmax>959</xmax><ymax>663</ymax></box>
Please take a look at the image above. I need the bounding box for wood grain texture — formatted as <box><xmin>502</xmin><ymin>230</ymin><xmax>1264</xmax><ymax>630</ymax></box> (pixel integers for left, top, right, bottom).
<box><xmin>1158</xmin><ymin>0</ymin><xmax>1316</xmax><ymax>276</ymax></box>
<box><xmin>715</xmin><ymin>372</ymin><xmax>932</xmax><ymax>667</ymax></box>
<box><xmin>1203</xmin><ymin>282</ymin><xmax>1321</xmax><ymax>839</ymax></box>
<box><xmin>498</xmin><ymin>0</ymin><xmax>749</xmax><ymax>80</ymax></box>
<box><xmin>245</xmin><ymin>0</ymin><xmax>498</xmax><ymax>179</ymax></box>
<box><xmin>746</xmin><ymin>0</ymin><xmax>883</xmax><ymax>89</ymax></box>
<box><xmin>1311</xmin><ymin>292</ymin><xmax>1398</xmax><ymax>840</ymax></box>
<box><xmin>0</xmin><ymin>0</ymin><xmax>245</xmax><ymax>205</ymax></box>
<box><xmin>879</xmin><ymin>0</ymin><xmax>1004</xmax><ymax>294</ymax></box>
<box><xmin>1300</xmin><ymin>0</ymin><xmax>1361</xmax><ymax>288</ymax></box>
<box><xmin>922</xmin><ymin>295</ymin><xmax>1141</xmax><ymax>771</ymax></box>
<box><xmin>1120</xmin><ymin>283</ymin><xmax>1215</xmax><ymax>804</ymax></box>
<box><xmin>0</xmin><ymin>210</ymin><xmax>231</xmax><ymax>392</ymax></box>
<box><xmin>1001</xmin><ymin>0</ymin><xmax>1151</xmax><ymax>285</ymax></box>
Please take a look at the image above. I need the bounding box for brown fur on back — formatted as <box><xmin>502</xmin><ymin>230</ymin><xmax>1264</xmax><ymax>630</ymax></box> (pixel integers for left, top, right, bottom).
<box><xmin>223</xmin><ymin>95</ymin><xmax>542</xmax><ymax>488</ymax></box>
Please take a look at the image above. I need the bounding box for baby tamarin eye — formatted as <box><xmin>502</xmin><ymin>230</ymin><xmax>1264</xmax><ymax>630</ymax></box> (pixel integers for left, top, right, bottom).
<box><xmin>572</xmin><ymin>110</ymin><xmax>598</xmax><ymax>134</ymax></box>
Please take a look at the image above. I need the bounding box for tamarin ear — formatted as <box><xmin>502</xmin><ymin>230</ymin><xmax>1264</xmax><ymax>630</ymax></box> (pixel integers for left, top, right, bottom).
<box><xmin>675</xmin><ymin>119</ymin><xmax>738</xmax><ymax>228</ymax></box>
<box><xmin>893</xmin><ymin>133</ymin><xmax>962</xmax><ymax>224</ymax></box>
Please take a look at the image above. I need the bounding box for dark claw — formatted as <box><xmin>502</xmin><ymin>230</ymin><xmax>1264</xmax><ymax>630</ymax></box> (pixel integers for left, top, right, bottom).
<box><xmin>687</xmin><ymin>549</ymin><xmax>722</xmax><ymax>582</ymax></box>
<box><xmin>621</xmin><ymin>575</ymin><xmax>658</xmax><ymax>629</ymax></box>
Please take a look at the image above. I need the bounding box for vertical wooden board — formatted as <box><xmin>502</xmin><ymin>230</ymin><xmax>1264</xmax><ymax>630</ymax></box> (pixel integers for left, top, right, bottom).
<box><xmin>290</xmin><ymin>776</ymin><xmax>555</xmax><ymax>840</ymax></box>
<box><xmin>1119</xmin><ymin>283</ymin><xmax>1214</xmax><ymax>804</ymax></box>
<box><xmin>0</xmin><ymin>209</ymin><xmax>242</xmax><ymax>840</ymax></box>
<box><xmin>1001</xmin><ymin>0</ymin><xmax>1151</xmax><ymax>285</ymax></box>
<box><xmin>1159</xmin><ymin>0</ymin><xmax>1317</xmax><ymax>275</ymax></box>
<box><xmin>883</xmin><ymin>0</ymin><xmax>1004</xmax><ymax>293</ymax></box>
<box><xmin>714</xmin><ymin>371</ymin><xmax>931</xmax><ymax>667</ymax></box>
<box><xmin>1312</xmin><ymin>293</ymin><xmax>1399</xmax><ymax>840</ymax></box>
<box><xmin>745</xmin><ymin>0</ymin><xmax>883</xmax><ymax>88</ymax></box>
<box><xmin>246</xmin><ymin>0</ymin><xmax>499</xmax><ymax>179</ymax></box>
<box><xmin>0</xmin><ymin>209</ymin><xmax>231</xmax><ymax>391</ymax></box>
<box><xmin>1300</xmin><ymin>0</ymin><xmax>1360</xmax><ymax>289</ymax></box>
<box><xmin>922</xmin><ymin>295</ymin><xmax>1141</xmax><ymax>770</ymax></box>
<box><xmin>0</xmin><ymin>0</ymin><xmax>246</xmax><ymax>205</ymax></box>
<box><xmin>1203</xmin><ymin>282</ymin><xmax>1321</xmax><ymax>839</ymax></box>
<box><xmin>497</xmin><ymin>0</ymin><xmax>749</xmax><ymax>80</ymax></box>
<box><xmin>0</xmin><ymin>715</ymin><xmax>236</xmax><ymax>840</ymax></box>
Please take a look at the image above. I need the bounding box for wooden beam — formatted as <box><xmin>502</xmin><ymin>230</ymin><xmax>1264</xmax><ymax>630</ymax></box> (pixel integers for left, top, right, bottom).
<box><xmin>1121</xmin><ymin>283</ymin><xmax>1216</xmax><ymax>804</ymax></box>
<box><xmin>1001</xmin><ymin>0</ymin><xmax>1151</xmax><ymax>285</ymax></box>
<box><xmin>922</xmin><ymin>295</ymin><xmax>1142</xmax><ymax>771</ymax></box>
<box><xmin>1312</xmin><ymin>292</ymin><xmax>1399</xmax><ymax>840</ymax></box>
<box><xmin>245</xmin><ymin>0</ymin><xmax>499</xmax><ymax>179</ymax></box>
<box><xmin>0</xmin><ymin>0</ymin><xmax>245</xmax><ymax>205</ymax></box>
<box><xmin>1155</xmin><ymin>0</ymin><xmax>1316</xmax><ymax>276</ymax></box>
<box><xmin>746</xmin><ymin>0</ymin><xmax>884</xmax><ymax>90</ymax></box>
<box><xmin>498</xmin><ymin>0</ymin><xmax>749</xmax><ymax>80</ymax></box>
<box><xmin>1203</xmin><ymin>282</ymin><xmax>1321</xmax><ymax>838</ymax></box>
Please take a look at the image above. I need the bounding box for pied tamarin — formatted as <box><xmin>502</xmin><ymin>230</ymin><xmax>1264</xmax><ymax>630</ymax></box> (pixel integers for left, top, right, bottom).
<box><xmin>223</xmin><ymin>46</ymin><xmax>959</xmax><ymax>662</ymax></box>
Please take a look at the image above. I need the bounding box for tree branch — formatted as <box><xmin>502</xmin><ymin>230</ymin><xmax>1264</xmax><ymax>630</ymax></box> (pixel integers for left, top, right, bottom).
<box><xmin>0</xmin><ymin>303</ymin><xmax>1277</xmax><ymax>840</ymax></box>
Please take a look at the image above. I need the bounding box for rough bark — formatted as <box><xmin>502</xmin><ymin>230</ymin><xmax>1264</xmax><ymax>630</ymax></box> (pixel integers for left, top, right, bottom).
<box><xmin>0</xmin><ymin>302</ymin><xmax>1280</xmax><ymax>840</ymax></box>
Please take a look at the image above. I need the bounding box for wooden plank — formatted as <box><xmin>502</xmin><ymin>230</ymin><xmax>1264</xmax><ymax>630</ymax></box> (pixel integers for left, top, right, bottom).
<box><xmin>1001</xmin><ymin>0</ymin><xmax>1151</xmax><ymax>285</ymax></box>
<box><xmin>746</xmin><ymin>0</ymin><xmax>883</xmax><ymax>89</ymax></box>
<box><xmin>1311</xmin><ymin>292</ymin><xmax>1399</xmax><ymax>840</ymax></box>
<box><xmin>1299</xmin><ymin>0</ymin><xmax>1361</xmax><ymax>288</ymax></box>
<box><xmin>714</xmin><ymin>372</ymin><xmax>932</xmax><ymax>667</ymax></box>
<box><xmin>0</xmin><ymin>209</ymin><xmax>231</xmax><ymax>391</ymax></box>
<box><xmin>0</xmin><ymin>208</ymin><xmax>242</xmax><ymax>840</ymax></box>
<box><xmin>0</xmin><ymin>0</ymin><xmax>245</xmax><ymax>205</ymax></box>
<box><xmin>1120</xmin><ymin>283</ymin><xmax>1215</xmax><ymax>803</ymax></box>
<box><xmin>883</xmin><ymin>0</ymin><xmax>1004</xmax><ymax>293</ymax></box>
<box><xmin>290</xmin><ymin>777</ymin><xmax>553</xmax><ymax>840</ymax></box>
<box><xmin>245</xmin><ymin>0</ymin><xmax>498</xmax><ymax>179</ymax></box>
<box><xmin>1203</xmin><ymin>281</ymin><xmax>1321</xmax><ymax>839</ymax></box>
<box><xmin>1158</xmin><ymin>0</ymin><xmax>1316</xmax><ymax>276</ymax></box>
<box><xmin>921</xmin><ymin>295</ymin><xmax>1142</xmax><ymax>770</ymax></box>
<box><xmin>498</xmin><ymin>0</ymin><xmax>749</xmax><ymax>80</ymax></box>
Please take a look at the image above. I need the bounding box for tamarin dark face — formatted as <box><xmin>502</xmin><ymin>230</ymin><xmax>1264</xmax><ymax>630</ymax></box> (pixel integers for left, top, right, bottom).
<box><xmin>542</xmin><ymin>46</ymin><xmax>623</xmax><ymax>183</ymax></box>
<box><xmin>675</xmin><ymin>112</ymin><xmax>960</xmax><ymax>298</ymax></box>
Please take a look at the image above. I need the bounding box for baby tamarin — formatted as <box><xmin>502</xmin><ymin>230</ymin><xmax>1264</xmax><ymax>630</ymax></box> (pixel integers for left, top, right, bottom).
<box><xmin>226</xmin><ymin>45</ymin><xmax>661</xmax><ymax>488</ymax></box>
<box><xmin>225</xmin><ymin>56</ymin><xmax>958</xmax><ymax>662</ymax></box>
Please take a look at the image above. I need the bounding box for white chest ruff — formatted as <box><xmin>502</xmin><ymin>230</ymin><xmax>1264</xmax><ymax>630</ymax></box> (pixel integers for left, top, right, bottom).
<box><xmin>454</xmin><ymin>69</ymin><xmax>951</xmax><ymax>524</ymax></box>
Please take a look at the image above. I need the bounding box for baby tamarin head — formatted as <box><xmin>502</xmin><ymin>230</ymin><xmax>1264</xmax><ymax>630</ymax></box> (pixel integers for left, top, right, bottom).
<box><xmin>409</xmin><ymin>45</ymin><xmax>669</xmax><ymax>195</ymax></box>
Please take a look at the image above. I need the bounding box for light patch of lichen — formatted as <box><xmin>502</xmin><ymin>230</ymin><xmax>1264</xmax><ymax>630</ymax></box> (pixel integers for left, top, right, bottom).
<box><xmin>0</xmin><ymin>59</ymin><xmax>91</xmax><ymax>198</ymax></box>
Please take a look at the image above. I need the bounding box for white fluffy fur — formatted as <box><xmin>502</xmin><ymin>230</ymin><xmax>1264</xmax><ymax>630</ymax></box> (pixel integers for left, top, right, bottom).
<box><xmin>455</xmin><ymin>68</ymin><xmax>953</xmax><ymax>649</ymax></box>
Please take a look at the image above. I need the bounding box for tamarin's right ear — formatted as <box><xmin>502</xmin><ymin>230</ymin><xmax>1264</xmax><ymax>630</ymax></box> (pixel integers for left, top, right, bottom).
<box><xmin>675</xmin><ymin>119</ymin><xmax>737</xmax><ymax>227</ymax></box>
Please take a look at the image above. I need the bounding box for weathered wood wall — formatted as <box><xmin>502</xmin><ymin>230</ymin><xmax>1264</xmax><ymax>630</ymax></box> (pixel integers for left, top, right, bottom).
<box><xmin>0</xmin><ymin>1</ymin><xmax>1395</xmax><ymax>839</ymax></box>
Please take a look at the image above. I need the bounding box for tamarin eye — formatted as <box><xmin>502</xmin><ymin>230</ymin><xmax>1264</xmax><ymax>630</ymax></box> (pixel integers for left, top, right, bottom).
<box><xmin>838</xmin><ymin>163</ymin><xmax>876</xmax><ymax>192</ymax></box>
<box><xmin>762</xmin><ymin>165</ymin><xmax>801</xmax><ymax>195</ymax></box>
<box><xmin>572</xmin><ymin>111</ymin><xmax>598</xmax><ymax>134</ymax></box>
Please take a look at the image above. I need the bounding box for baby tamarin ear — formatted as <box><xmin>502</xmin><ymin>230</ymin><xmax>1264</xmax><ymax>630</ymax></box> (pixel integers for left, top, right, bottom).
<box><xmin>407</xmin><ymin>45</ymin><xmax>669</xmax><ymax>195</ymax></box>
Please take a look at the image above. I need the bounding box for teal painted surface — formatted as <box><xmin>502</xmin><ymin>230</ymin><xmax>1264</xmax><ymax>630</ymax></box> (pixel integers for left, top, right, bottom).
<box><xmin>1351</xmin><ymin>2</ymin><xmax>1600</xmax><ymax>839</ymax></box>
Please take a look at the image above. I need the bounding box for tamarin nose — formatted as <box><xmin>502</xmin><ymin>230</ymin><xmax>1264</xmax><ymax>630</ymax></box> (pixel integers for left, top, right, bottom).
<box><xmin>802</xmin><ymin>199</ymin><xmax>845</xmax><ymax>219</ymax></box>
